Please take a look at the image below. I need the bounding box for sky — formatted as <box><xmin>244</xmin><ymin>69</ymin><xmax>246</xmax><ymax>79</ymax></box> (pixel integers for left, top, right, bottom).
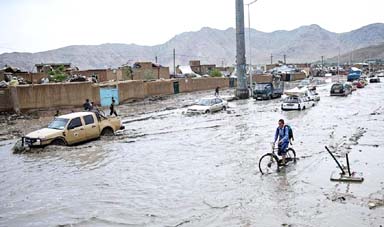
<box><xmin>0</xmin><ymin>0</ymin><xmax>383</xmax><ymax>54</ymax></box>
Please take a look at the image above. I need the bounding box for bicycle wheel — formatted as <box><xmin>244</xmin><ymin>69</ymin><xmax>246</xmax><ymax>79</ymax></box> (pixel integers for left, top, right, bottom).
<box><xmin>259</xmin><ymin>153</ymin><xmax>280</xmax><ymax>174</ymax></box>
<box><xmin>285</xmin><ymin>148</ymin><xmax>296</xmax><ymax>163</ymax></box>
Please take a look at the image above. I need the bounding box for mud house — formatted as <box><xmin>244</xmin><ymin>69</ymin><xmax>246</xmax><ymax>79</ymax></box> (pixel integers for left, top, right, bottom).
<box><xmin>131</xmin><ymin>62</ymin><xmax>170</xmax><ymax>80</ymax></box>
<box><xmin>189</xmin><ymin>60</ymin><xmax>216</xmax><ymax>75</ymax></box>
<box><xmin>35</xmin><ymin>63</ymin><xmax>74</xmax><ymax>73</ymax></box>
<box><xmin>74</xmin><ymin>69</ymin><xmax>123</xmax><ymax>82</ymax></box>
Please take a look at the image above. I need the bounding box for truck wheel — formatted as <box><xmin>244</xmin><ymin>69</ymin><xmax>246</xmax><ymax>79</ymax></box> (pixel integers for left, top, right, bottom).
<box><xmin>51</xmin><ymin>138</ymin><xmax>67</xmax><ymax>146</ymax></box>
<box><xmin>205</xmin><ymin>110</ymin><xmax>210</xmax><ymax>114</ymax></box>
<box><xmin>101</xmin><ymin>127</ymin><xmax>114</xmax><ymax>136</ymax></box>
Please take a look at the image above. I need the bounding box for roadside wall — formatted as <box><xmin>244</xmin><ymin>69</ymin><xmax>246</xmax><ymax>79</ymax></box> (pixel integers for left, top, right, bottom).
<box><xmin>178</xmin><ymin>77</ymin><xmax>229</xmax><ymax>93</ymax></box>
<box><xmin>118</xmin><ymin>80</ymin><xmax>145</xmax><ymax>102</ymax></box>
<box><xmin>145</xmin><ymin>80</ymin><xmax>173</xmax><ymax>96</ymax></box>
<box><xmin>2</xmin><ymin>77</ymin><xmax>234</xmax><ymax>112</ymax></box>
<box><xmin>0</xmin><ymin>88</ymin><xmax>12</xmax><ymax>112</ymax></box>
<box><xmin>15</xmin><ymin>82</ymin><xmax>98</xmax><ymax>110</ymax></box>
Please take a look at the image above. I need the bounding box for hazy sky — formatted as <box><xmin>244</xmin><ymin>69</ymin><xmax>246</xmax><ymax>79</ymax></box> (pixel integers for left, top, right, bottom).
<box><xmin>0</xmin><ymin>0</ymin><xmax>383</xmax><ymax>54</ymax></box>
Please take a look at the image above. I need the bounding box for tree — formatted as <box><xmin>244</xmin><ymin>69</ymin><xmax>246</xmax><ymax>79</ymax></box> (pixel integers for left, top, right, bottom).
<box><xmin>48</xmin><ymin>65</ymin><xmax>68</xmax><ymax>82</ymax></box>
<box><xmin>209</xmin><ymin>68</ymin><xmax>222</xmax><ymax>77</ymax></box>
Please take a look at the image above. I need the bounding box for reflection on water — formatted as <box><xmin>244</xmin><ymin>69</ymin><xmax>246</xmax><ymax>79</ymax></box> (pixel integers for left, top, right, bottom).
<box><xmin>1</xmin><ymin>83</ymin><xmax>384</xmax><ymax>226</ymax></box>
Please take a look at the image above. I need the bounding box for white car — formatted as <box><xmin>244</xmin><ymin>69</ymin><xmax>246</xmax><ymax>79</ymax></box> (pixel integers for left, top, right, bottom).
<box><xmin>281</xmin><ymin>96</ymin><xmax>315</xmax><ymax>111</ymax></box>
<box><xmin>308</xmin><ymin>90</ymin><xmax>320</xmax><ymax>101</ymax></box>
<box><xmin>187</xmin><ymin>97</ymin><xmax>228</xmax><ymax>114</ymax></box>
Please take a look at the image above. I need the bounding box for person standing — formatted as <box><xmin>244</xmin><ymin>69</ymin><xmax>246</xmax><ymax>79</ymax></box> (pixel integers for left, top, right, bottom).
<box><xmin>83</xmin><ymin>99</ymin><xmax>92</xmax><ymax>111</ymax></box>
<box><xmin>215</xmin><ymin>87</ymin><xmax>220</xmax><ymax>97</ymax></box>
<box><xmin>110</xmin><ymin>97</ymin><xmax>118</xmax><ymax>117</ymax></box>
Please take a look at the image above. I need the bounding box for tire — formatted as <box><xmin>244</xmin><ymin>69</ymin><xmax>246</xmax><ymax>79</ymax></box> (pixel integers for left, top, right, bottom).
<box><xmin>101</xmin><ymin>127</ymin><xmax>114</xmax><ymax>136</ymax></box>
<box><xmin>205</xmin><ymin>110</ymin><xmax>210</xmax><ymax>114</ymax></box>
<box><xmin>303</xmin><ymin>106</ymin><xmax>306</xmax><ymax>110</ymax></box>
<box><xmin>259</xmin><ymin>153</ymin><xmax>280</xmax><ymax>174</ymax></box>
<box><xmin>51</xmin><ymin>138</ymin><xmax>67</xmax><ymax>146</ymax></box>
<box><xmin>285</xmin><ymin>148</ymin><xmax>297</xmax><ymax>163</ymax></box>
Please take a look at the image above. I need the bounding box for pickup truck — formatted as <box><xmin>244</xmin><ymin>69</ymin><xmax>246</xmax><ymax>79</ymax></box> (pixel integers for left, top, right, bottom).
<box><xmin>22</xmin><ymin>112</ymin><xmax>124</xmax><ymax>147</ymax></box>
<box><xmin>253</xmin><ymin>81</ymin><xmax>284</xmax><ymax>100</ymax></box>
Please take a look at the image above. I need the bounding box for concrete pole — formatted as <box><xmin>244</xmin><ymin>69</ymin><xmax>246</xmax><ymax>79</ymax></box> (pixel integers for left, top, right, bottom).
<box><xmin>173</xmin><ymin>49</ymin><xmax>176</xmax><ymax>75</ymax></box>
<box><xmin>235</xmin><ymin>0</ymin><xmax>249</xmax><ymax>99</ymax></box>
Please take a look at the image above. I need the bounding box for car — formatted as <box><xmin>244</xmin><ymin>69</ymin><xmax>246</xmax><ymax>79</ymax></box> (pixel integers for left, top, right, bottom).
<box><xmin>352</xmin><ymin>80</ymin><xmax>365</xmax><ymax>88</ymax></box>
<box><xmin>308</xmin><ymin>90</ymin><xmax>320</xmax><ymax>101</ymax></box>
<box><xmin>187</xmin><ymin>97</ymin><xmax>228</xmax><ymax>114</ymax></box>
<box><xmin>281</xmin><ymin>96</ymin><xmax>314</xmax><ymax>111</ymax></box>
<box><xmin>369</xmin><ymin>77</ymin><xmax>380</xmax><ymax>83</ymax></box>
<box><xmin>330</xmin><ymin>83</ymin><xmax>352</xmax><ymax>96</ymax></box>
<box><xmin>22</xmin><ymin>112</ymin><xmax>124</xmax><ymax>147</ymax></box>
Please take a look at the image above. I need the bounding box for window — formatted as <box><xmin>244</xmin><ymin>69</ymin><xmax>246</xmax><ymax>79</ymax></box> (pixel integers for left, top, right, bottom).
<box><xmin>68</xmin><ymin>117</ymin><xmax>82</xmax><ymax>129</ymax></box>
<box><xmin>83</xmin><ymin>115</ymin><xmax>94</xmax><ymax>125</ymax></box>
<box><xmin>215</xmin><ymin>98</ymin><xmax>222</xmax><ymax>104</ymax></box>
<box><xmin>48</xmin><ymin>118</ymin><xmax>69</xmax><ymax>130</ymax></box>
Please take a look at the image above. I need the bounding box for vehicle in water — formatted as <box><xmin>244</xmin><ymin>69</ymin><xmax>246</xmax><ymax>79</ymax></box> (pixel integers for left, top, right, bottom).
<box><xmin>186</xmin><ymin>97</ymin><xmax>228</xmax><ymax>114</ymax></box>
<box><xmin>330</xmin><ymin>82</ymin><xmax>352</xmax><ymax>96</ymax></box>
<box><xmin>308</xmin><ymin>89</ymin><xmax>320</xmax><ymax>101</ymax></box>
<box><xmin>281</xmin><ymin>96</ymin><xmax>314</xmax><ymax>111</ymax></box>
<box><xmin>352</xmin><ymin>80</ymin><xmax>365</xmax><ymax>88</ymax></box>
<box><xmin>253</xmin><ymin>76</ymin><xmax>284</xmax><ymax>100</ymax></box>
<box><xmin>369</xmin><ymin>77</ymin><xmax>380</xmax><ymax>83</ymax></box>
<box><xmin>347</xmin><ymin>67</ymin><xmax>362</xmax><ymax>82</ymax></box>
<box><xmin>22</xmin><ymin>112</ymin><xmax>124</xmax><ymax>147</ymax></box>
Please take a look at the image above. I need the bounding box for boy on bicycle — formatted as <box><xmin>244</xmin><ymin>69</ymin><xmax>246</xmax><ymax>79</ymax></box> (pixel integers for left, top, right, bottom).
<box><xmin>274</xmin><ymin>119</ymin><xmax>289</xmax><ymax>165</ymax></box>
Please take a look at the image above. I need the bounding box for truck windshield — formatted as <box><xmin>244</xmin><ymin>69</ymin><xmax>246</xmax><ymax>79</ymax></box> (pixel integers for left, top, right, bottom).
<box><xmin>48</xmin><ymin>118</ymin><xmax>69</xmax><ymax>130</ymax></box>
<box><xmin>255</xmin><ymin>84</ymin><xmax>268</xmax><ymax>90</ymax></box>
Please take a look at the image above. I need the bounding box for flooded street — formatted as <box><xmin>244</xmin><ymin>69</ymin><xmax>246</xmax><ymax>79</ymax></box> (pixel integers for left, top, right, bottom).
<box><xmin>1</xmin><ymin>79</ymin><xmax>383</xmax><ymax>227</ymax></box>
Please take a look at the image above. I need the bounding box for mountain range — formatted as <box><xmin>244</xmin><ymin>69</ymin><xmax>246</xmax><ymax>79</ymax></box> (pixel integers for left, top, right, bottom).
<box><xmin>1</xmin><ymin>23</ymin><xmax>384</xmax><ymax>71</ymax></box>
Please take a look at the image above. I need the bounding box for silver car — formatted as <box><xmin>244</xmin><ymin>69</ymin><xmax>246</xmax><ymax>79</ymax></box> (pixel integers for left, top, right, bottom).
<box><xmin>187</xmin><ymin>97</ymin><xmax>228</xmax><ymax>114</ymax></box>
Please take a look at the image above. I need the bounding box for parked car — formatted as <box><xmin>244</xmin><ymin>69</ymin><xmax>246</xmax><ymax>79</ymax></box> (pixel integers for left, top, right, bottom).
<box><xmin>22</xmin><ymin>112</ymin><xmax>124</xmax><ymax>147</ymax></box>
<box><xmin>187</xmin><ymin>97</ymin><xmax>228</xmax><ymax>114</ymax></box>
<box><xmin>281</xmin><ymin>96</ymin><xmax>315</xmax><ymax>111</ymax></box>
<box><xmin>369</xmin><ymin>77</ymin><xmax>380</xmax><ymax>83</ymax></box>
<box><xmin>330</xmin><ymin>83</ymin><xmax>352</xmax><ymax>96</ymax></box>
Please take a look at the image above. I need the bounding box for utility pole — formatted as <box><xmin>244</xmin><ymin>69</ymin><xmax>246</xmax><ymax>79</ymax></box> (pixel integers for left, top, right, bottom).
<box><xmin>173</xmin><ymin>48</ymin><xmax>176</xmax><ymax>75</ymax></box>
<box><xmin>235</xmin><ymin>0</ymin><xmax>249</xmax><ymax>99</ymax></box>
<box><xmin>321</xmin><ymin>56</ymin><xmax>324</xmax><ymax>71</ymax></box>
<box><xmin>283</xmin><ymin>54</ymin><xmax>286</xmax><ymax>64</ymax></box>
<box><xmin>270</xmin><ymin>54</ymin><xmax>273</xmax><ymax>64</ymax></box>
<box><xmin>246</xmin><ymin>0</ymin><xmax>258</xmax><ymax>95</ymax></box>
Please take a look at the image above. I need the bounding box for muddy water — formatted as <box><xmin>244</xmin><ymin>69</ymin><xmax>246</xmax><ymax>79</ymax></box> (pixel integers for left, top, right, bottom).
<box><xmin>1</xmin><ymin>80</ymin><xmax>384</xmax><ymax>227</ymax></box>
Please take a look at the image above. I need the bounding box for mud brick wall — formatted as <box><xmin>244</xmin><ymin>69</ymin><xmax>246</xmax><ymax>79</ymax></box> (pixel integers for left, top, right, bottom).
<box><xmin>144</xmin><ymin>80</ymin><xmax>173</xmax><ymax>96</ymax></box>
<box><xmin>15</xmin><ymin>82</ymin><xmax>99</xmax><ymax>110</ymax></box>
<box><xmin>118</xmin><ymin>80</ymin><xmax>145</xmax><ymax>102</ymax></box>
<box><xmin>0</xmin><ymin>88</ymin><xmax>12</xmax><ymax>111</ymax></box>
<box><xmin>178</xmin><ymin>77</ymin><xmax>229</xmax><ymax>93</ymax></box>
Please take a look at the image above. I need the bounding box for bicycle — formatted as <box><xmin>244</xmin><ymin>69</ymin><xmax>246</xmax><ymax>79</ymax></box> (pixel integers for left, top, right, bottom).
<box><xmin>258</xmin><ymin>143</ymin><xmax>296</xmax><ymax>174</ymax></box>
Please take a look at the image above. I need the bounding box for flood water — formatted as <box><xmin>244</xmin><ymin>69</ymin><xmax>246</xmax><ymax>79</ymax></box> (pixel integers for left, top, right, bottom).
<box><xmin>1</xmin><ymin>79</ymin><xmax>383</xmax><ymax>227</ymax></box>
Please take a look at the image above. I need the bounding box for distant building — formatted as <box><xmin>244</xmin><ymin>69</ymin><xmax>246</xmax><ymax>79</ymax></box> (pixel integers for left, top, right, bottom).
<box><xmin>189</xmin><ymin>60</ymin><xmax>216</xmax><ymax>75</ymax></box>
<box><xmin>35</xmin><ymin>63</ymin><xmax>73</xmax><ymax>73</ymax></box>
<box><xmin>131</xmin><ymin>62</ymin><xmax>170</xmax><ymax>80</ymax></box>
<box><xmin>73</xmin><ymin>68</ymin><xmax>123</xmax><ymax>82</ymax></box>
